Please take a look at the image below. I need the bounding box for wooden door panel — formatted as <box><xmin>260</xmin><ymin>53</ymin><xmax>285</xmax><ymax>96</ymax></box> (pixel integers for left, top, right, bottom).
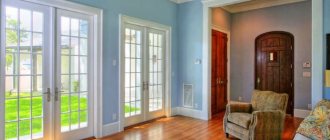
<box><xmin>211</xmin><ymin>30</ymin><xmax>228</xmax><ymax>115</ymax></box>
<box><xmin>255</xmin><ymin>32</ymin><xmax>294</xmax><ymax>115</ymax></box>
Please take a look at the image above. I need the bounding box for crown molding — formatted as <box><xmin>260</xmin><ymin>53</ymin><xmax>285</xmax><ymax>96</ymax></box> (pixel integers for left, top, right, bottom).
<box><xmin>222</xmin><ymin>0</ymin><xmax>307</xmax><ymax>13</ymax></box>
<box><xmin>202</xmin><ymin>0</ymin><xmax>250</xmax><ymax>7</ymax></box>
<box><xmin>170</xmin><ymin>0</ymin><xmax>193</xmax><ymax>4</ymax></box>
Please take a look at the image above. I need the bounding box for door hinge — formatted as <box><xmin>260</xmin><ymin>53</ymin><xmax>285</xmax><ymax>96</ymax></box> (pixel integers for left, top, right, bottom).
<box><xmin>291</xmin><ymin>45</ymin><xmax>293</xmax><ymax>50</ymax></box>
<box><xmin>291</xmin><ymin>83</ymin><xmax>293</xmax><ymax>87</ymax></box>
<box><xmin>291</xmin><ymin>64</ymin><xmax>293</xmax><ymax>69</ymax></box>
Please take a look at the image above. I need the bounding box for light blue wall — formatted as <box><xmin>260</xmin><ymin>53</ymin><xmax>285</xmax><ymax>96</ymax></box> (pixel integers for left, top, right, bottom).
<box><xmin>178</xmin><ymin>0</ymin><xmax>203</xmax><ymax>110</ymax></box>
<box><xmin>324</xmin><ymin>0</ymin><xmax>330</xmax><ymax>99</ymax></box>
<box><xmin>176</xmin><ymin>1</ymin><xmax>313</xmax><ymax>111</ymax></box>
<box><xmin>230</xmin><ymin>1</ymin><xmax>311</xmax><ymax>109</ymax></box>
<box><xmin>68</xmin><ymin>0</ymin><xmax>179</xmax><ymax>124</ymax></box>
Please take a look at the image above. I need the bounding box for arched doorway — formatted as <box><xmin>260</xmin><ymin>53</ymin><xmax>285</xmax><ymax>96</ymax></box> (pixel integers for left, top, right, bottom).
<box><xmin>255</xmin><ymin>31</ymin><xmax>294</xmax><ymax>115</ymax></box>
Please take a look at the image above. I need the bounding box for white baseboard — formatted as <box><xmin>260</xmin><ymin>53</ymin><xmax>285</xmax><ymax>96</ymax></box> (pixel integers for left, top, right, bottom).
<box><xmin>294</xmin><ymin>109</ymin><xmax>311</xmax><ymax>118</ymax></box>
<box><xmin>172</xmin><ymin>107</ymin><xmax>208</xmax><ymax>120</ymax></box>
<box><xmin>102</xmin><ymin>122</ymin><xmax>120</xmax><ymax>137</ymax></box>
<box><xmin>229</xmin><ymin>100</ymin><xmax>248</xmax><ymax>104</ymax></box>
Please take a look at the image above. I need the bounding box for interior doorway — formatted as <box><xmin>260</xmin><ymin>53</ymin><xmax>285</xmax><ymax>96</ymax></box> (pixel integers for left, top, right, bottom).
<box><xmin>211</xmin><ymin>29</ymin><xmax>228</xmax><ymax>116</ymax></box>
<box><xmin>255</xmin><ymin>31</ymin><xmax>294</xmax><ymax>115</ymax></box>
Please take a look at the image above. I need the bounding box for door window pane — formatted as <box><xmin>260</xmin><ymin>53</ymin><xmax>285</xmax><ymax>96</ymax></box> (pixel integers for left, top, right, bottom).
<box><xmin>20</xmin><ymin>9</ymin><xmax>31</xmax><ymax>31</ymax></box>
<box><xmin>124</xmin><ymin>27</ymin><xmax>143</xmax><ymax>117</ymax></box>
<box><xmin>60</xmin><ymin>16</ymin><xmax>90</xmax><ymax>132</ymax></box>
<box><xmin>33</xmin><ymin>12</ymin><xmax>43</xmax><ymax>32</ymax></box>
<box><xmin>148</xmin><ymin>32</ymin><xmax>164</xmax><ymax>112</ymax></box>
<box><xmin>5</xmin><ymin>6</ymin><xmax>45</xmax><ymax>139</ymax></box>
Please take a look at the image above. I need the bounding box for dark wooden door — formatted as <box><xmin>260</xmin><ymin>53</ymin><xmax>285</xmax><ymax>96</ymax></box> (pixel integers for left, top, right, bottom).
<box><xmin>211</xmin><ymin>30</ymin><xmax>228</xmax><ymax>116</ymax></box>
<box><xmin>255</xmin><ymin>31</ymin><xmax>294</xmax><ymax>115</ymax></box>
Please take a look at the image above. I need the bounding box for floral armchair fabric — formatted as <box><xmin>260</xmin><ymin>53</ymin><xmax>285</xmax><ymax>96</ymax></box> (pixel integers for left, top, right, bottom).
<box><xmin>296</xmin><ymin>99</ymin><xmax>330</xmax><ymax>140</ymax></box>
<box><xmin>223</xmin><ymin>90</ymin><xmax>288</xmax><ymax>140</ymax></box>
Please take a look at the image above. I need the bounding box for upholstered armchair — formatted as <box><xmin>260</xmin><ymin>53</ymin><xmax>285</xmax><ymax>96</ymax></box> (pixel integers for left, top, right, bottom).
<box><xmin>223</xmin><ymin>90</ymin><xmax>288</xmax><ymax>140</ymax></box>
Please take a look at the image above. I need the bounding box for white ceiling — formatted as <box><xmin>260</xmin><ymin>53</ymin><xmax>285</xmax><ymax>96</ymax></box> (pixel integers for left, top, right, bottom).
<box><xmin>221</xmin><ymin>0</ymin><xmax>308</xmax><ymax>13</ymax></box>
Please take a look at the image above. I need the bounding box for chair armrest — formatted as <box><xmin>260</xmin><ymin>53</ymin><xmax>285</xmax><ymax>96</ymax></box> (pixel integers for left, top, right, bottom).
<box><xmin>250</xmin><ymin>110</ymin><xmax>286</xmax><ymax>138</ymax></box>
<box><xmin>227</xmin><ymin>103</ymin><xmax>252</xmax><ymax>113</ymax></box>
<box><xmin>223</xmin><ymin>103</ymin><xmax>252</xmax><ymax>133</ymax></box>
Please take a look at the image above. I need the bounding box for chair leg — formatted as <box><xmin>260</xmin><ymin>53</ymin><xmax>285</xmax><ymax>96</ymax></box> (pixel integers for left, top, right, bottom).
<box><xmin>225</xmin><ymin>133</ymin><xmax>229</xmax><ymax>138</ymax></box>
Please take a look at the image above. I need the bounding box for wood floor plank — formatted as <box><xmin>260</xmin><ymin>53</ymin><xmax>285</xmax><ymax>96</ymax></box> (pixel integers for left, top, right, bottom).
<box><xmin>97</xmin><ymin>112</ymin><xmax>303</xmax><ymax>140</ymax></box>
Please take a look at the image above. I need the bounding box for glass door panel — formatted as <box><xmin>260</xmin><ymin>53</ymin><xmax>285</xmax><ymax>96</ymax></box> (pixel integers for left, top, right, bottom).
<box><xmin>55</xmin><ymin>9</ymin><xmax>93</xmax><ymax>140</ymax></box>
<box><xmin>123</xmin><ymin>24</ymin><xmax>144</xmax><ymax>127</ymax></box>
<box><xmin>147</xmin><ymin>29</ymin><xmax>165</xmax><ymax>119</ymax></box>
<box><xmin>3</xmin><ymin>0</ymin><xmax>50</xmax><ymax>139</ymax></box>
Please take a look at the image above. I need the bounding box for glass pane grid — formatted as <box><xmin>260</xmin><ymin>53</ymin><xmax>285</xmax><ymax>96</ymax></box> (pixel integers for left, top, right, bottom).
<box><xmin>60</xmin><ymin>16</ymin><xmax>89</xmax><ymax>132</ymax></box>
<box><xmin>5</xmin><ymin>6</ymin><xmax>44</xmax><ymax>140</ymax></box>
<box><xmin>124</xmin><ymin>28</ymin><xmax>142</xmax><ymax>117</ymax></box>
<box><xmin>149</xmin><ymin>33</ymin><xmax>163</xmax><ymax>112</ymax></box>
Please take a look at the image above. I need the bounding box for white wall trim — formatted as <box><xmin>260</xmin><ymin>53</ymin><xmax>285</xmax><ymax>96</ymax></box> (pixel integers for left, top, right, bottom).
<box><xmin>171</xmin><ymin>107</ymin><xmax>208</xmax><ymax>120</ymax></box>
<box><xmin>222</xmin><ymin>0</ymin><xmax>307</xmax><ymax>13</ymax></box>
<box><xmin>311</xmin><ymin>0</ymin><xmax>323</xmax><ymax>108</ymax></box>
<box><xmin>229</xmin><ymin>100</ymin><xmax>247</xmax><ymax>104</ymax></box>
<box><xmin>102</xmin><ymin>122</ymin><xmax>120</xmax><ymax>137</ymax></box>
<box><xmin>202</xmin><ymin>0</ymin><xmax>250</xmax><ymax>7</ymax></box>
<box><xmin>170</xmin><ymin>0</ymin><xmax>193</xmax><ymax>4</ymax></box>
<box><xmin>23</xmin><ymin>0</ymin><xmax>101</xmax><ymax>16</ymax></box>
<box><xmin>294</xmin><ymin>109</ymin><xmax>311</xmax><ymax>118</ymax></box>
<box><xmin>119</xmin><ymin>15</ymin><xmax>172</xmax><ymax>130</ymax></box>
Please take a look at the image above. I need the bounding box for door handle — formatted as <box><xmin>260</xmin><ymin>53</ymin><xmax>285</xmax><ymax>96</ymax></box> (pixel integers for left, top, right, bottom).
<box><xmin>55</xmin><ymin>87</ymin><xmax>65</xmax><ymax>101</ymax></box>
<box><xmin>257</xmin><ymin>77</ymin><xmax>260</xmax><ymax>85</ymax></box>
<box><xmin>143</xmin><ymin>82</ymin><xmax>146</xmax><ymax>91</ymax></box>
<box><xmin>143</xmin><ymin>82</ymin><xmax>149</xmax><ymax>91</ymax></box>
<box><xmin>43</xmin><ymin>88</ymin><xmax>51</xmax><ymax>102</ymax></box>
<box><xmin>219</xmin><ymin>77</ymin><xmax>224</xmax><ymax>85</ymax></box>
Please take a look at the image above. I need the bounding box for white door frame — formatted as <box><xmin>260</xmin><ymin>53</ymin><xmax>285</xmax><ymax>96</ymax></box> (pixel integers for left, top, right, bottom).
<box><xmin>201</xmin><ymin>0</ymin><xmax>323</xmax><ymax>120</ymax></box>
<box><xmin>119</xmin><ymin>15</ymin><xmax>172</xmax><ymax>131</ymax></box>
<box><xmin>0</xmin><ymin>0</ymin><xmax>104</xmax><ymax>139</ymax></box>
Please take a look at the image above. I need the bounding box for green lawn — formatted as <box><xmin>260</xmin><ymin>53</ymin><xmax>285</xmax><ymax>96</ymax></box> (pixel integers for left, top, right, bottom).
<box><xmin>5</xmin><ymin>93</ymin><xmax>87</xmax><ymax>139</ymax></box>
<box><xmin>125</xmin><ymin>105</ymin><xmax>140</xmax><ymax>113</ymax></box>
<box><xmin>5</xmin><ymin>92</ymin><xmax>140</xmax><ymax>139</ymax></box>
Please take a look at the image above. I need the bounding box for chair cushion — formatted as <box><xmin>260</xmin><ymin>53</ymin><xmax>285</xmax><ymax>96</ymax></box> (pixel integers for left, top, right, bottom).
<box><xmin>227</xmin><ymin>113</ymin><xmax>252</xmax><ymax>129</ymax></box>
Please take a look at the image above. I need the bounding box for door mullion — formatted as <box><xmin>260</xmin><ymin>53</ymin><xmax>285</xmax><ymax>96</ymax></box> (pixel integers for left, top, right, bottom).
<box><xmin>143</xmin><ymin>27</ymin><xmax>149</xmax><ymax>120</ymax></box>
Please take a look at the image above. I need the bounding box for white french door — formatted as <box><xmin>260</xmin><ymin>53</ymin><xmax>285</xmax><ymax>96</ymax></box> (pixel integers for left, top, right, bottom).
<box><xmin>123</xmin><ymin>22</ymin><xmax>166</xmax><ymax>127</ymax></box>
<box><xmin>2</xmin><ymin>1</ymin><xmax>51</xmax><ymax>139</ymax></box>
<box><xmin>1</xmin><ymin>0</ymin><xmax>94</xmax><ymax>140</ymax></box>
<box><xmin>55</xmin><ymin>9</ymin><xmax>93</xmax><ymax>140</ymax></box>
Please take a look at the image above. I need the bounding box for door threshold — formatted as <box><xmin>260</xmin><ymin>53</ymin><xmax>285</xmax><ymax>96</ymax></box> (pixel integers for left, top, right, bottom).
<box><xmin>124</xmin><ymin>116</ymin><xmax>166</xmax><ymax>130</ymax></box>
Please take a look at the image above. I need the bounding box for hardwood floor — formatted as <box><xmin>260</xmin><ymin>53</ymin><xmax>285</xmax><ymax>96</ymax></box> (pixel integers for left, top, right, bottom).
<box><xmin>98</xmin><ymin>112</ymin><xmax>303</xmax><ymax>140</ymax></box>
